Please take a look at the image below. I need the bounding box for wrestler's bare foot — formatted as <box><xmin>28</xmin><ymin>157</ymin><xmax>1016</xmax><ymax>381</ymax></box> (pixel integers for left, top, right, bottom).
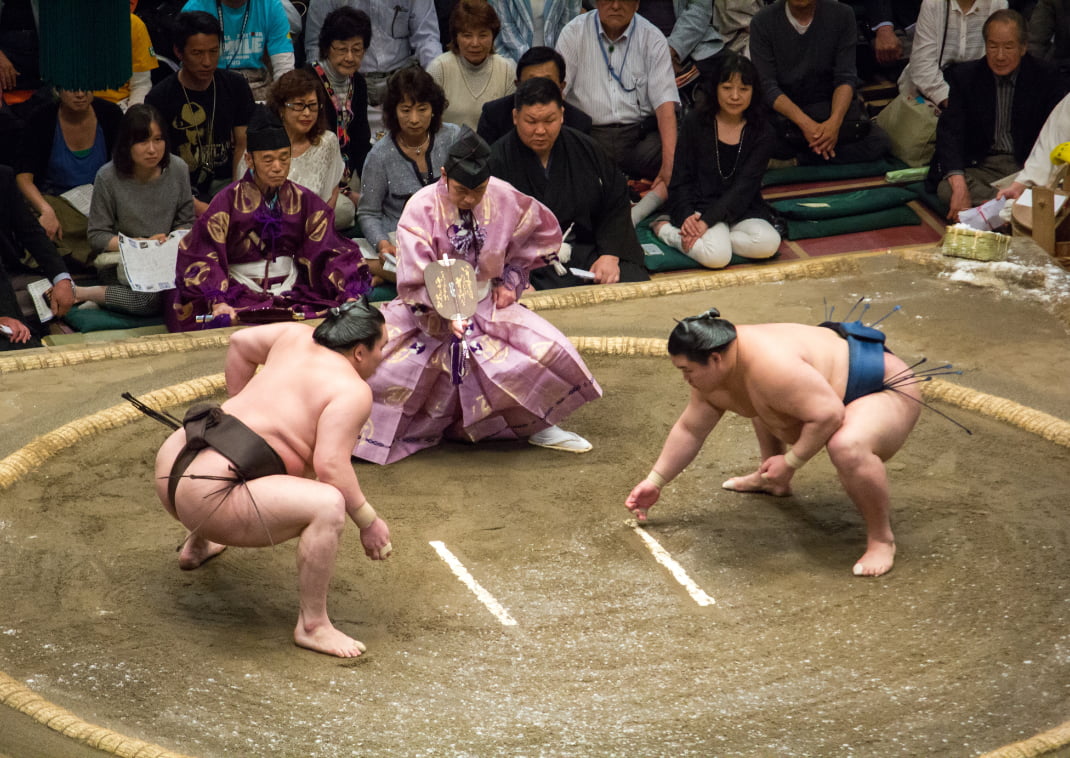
<box><xmin>721</xmin><ymin>470</ymin><xmax>792</xmax><ymax>497</ymax></box>
<box><xmin>852</xmin><ymin>539</ymin><xmax>896</xmax><ymax>577</ymax></box>
<box><xmin>178</xmin><ymin>534</ymin><xmax>227</xmax><ymax>570</ymax></box>
<box><xmin>294</xmin><ymin>614</ymin><xmax>367</xmax><ymax>658</ymax></box>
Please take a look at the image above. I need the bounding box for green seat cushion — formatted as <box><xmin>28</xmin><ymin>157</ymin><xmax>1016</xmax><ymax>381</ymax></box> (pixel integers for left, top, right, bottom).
<box><xmin>762</xmin><ymin>157</ymin><xmax>908</xmax><ymax>187</ymax></box>
<box><xmin>63</xmin><ymin>304</ymin><xmax>165</xmax><ymax>332</ymax></box>
<box><xmin>904</xmin><ymin>181</ymin><xmax>949</xmax><ymax>218</ymax></box>
<box><xmin>772</xmin><ymin>186</ymin><xmax>917</xmax><ymax>221</ymax></box>
<box><xmin>369</xmin><ymin>283</ymin><xmax>398</xmax><ymax>302</ymax></box>
<box><xmin>782</xmin><ymin>205</ymin><xmax>921</xmax><ymax>240</ymax></box>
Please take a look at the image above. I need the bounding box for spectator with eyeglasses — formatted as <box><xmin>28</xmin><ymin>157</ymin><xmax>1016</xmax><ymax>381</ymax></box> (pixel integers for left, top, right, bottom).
<box><xmin>305</xmin><ymin>6</ymin><xmax>372</xmax><ymax>207</ymax></box>
<box><xmin>269</xmin><ymin>69</ymin><xmax>354</xmax><ymax>229</ymax></box>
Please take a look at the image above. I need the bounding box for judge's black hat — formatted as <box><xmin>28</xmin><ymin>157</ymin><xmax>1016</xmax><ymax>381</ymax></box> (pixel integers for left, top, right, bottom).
<box><xmin>246</xmin><ymin>105</ymin><xmax>290</xmax><ymax>153</ymax></box>
<box><xmin>443</xmin><ymin>127</ymin><xmax>491</xmax><ymax>189</ymax></box>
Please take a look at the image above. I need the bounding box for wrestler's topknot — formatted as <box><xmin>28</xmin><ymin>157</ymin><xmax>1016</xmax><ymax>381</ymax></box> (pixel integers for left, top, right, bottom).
<box><xmin>313</xmin><ymin>297</ymin><xmax>385</xmax><ymax>354</ymax></box>
<box><xmin>667</xmin><ymin>308</ymin><xmax>737</xmax><ymax>363</ymax></box>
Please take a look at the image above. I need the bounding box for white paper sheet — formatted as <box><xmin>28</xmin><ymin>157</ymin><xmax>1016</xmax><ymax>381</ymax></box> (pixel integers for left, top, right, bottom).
<box><xmin>119</xmin><ymin>230</ymin><xmax>190</xmax><ymax>292</ymax></box>
<box><xmin>26</xmin><ymin>278</ymin><xmax>53</xmax><ymax>323</ymax></box>
<box><xmin>59</xmin><ymin>183</ymin><xmax>94</xmax><ymax>216</ymax></box>
<box><xmin>1015</xmin><ymin>188</ymin><xmax>1068</xmax><ymax>215</ymax></box>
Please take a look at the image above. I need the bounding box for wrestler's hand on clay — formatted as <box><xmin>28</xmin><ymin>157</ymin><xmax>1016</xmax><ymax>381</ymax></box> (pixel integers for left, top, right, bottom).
<box><xmin>492</xmin><ymin>284</ymin><xmax>516</xmax><ymax>309</ymax></box>
<box><xmin>359</xmin><ymin>517</ymin><xmax>392</xmax><ymax>560</ymax></box>
<box><xmin>758</xmin><ymin>455</ymin><xmax>795</xmax><ymax>490</ymax></box>
<box><xmin>625</xmin><ymin>480</ymin><xmax>661</xmax><ymax>522</ymax></box>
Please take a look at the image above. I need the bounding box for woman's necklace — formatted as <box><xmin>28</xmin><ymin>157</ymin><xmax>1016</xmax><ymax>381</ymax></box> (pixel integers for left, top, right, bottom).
<box><xmin>459</xmin><ymin>55</ymin><xmax>493</xmax><ymax>102</ymax></box>
<box><xmin>713</xmin><ymin>117</ymin><xmax>745</xmax><ymax>180</ymax></box>
<box><xmin>399</xmin><ymin>133</ymin><xmax>430</xmax><ymax>156</ymax></box>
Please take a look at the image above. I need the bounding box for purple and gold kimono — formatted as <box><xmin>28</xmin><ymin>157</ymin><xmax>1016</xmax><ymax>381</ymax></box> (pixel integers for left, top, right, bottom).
<box><xmin>354</xmin><ymin>177</ymin><xmax>603</xmax><ymax>464</ymax></box>
<box><xmin>170</xmin><ymin>176</ymin><xmax>371</xmax><ymax>331</ymax></box>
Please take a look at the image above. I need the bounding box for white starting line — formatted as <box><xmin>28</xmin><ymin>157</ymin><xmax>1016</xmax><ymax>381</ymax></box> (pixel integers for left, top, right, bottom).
<box><xmin>429</xmin><ymin>540</ymin><xmax>518</xmax><ymax>626</ymax></box>
<box><xmin>631</xmin><ymin>524</ymin><xmax>716</xmax><ymax>606</ymax></box>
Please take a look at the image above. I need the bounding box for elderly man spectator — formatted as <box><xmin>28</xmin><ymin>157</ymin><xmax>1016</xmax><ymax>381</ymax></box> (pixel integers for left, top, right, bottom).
<box><xmin>750</xmin><ymin>0</ymin><xmax>890</xmax><ymax>165</ymax></box>
<box><xmin>304</xmin><ymin>0</ymin><xmax>442</xmax><ymax>113</ymax></box>
<box><xmin>555</xmin><ymin>0</ymin><xmax>680</xmax><ymax>199</ymax></box>
<box><xmin>171</xmin><ymin>106</ymin><xmax>371</xmax><ymax>331</ymax></box>
<box><xmin>477</xmin><ymin>46</ymin><xmax>592</xmax><ymax>145</ymax></box>
<box><xmin>928</xmin><ymin>9</ymin><xmax>1065</xmax><ymax>219</ymax></box>
<box><xmin>489</xmin><ymin>76</ymin><xmax>649</xmax><ymax>288</ymax></box>
<box><xmin>0</xmin><ymin>165</ymin><xmax>74</xmax><ymax>350</ymax></box>
<box><xmin>146</xmin><ymin>12</ymin><xmax>256</xmax><ymax>216</ymax></box>
<box><xmin>180</xmin><ymin>0</ymin><xmax>296</xmax><ymax>100</ymax></box>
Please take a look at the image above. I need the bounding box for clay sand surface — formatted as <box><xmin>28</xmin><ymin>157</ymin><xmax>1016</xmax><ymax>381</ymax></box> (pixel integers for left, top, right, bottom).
<box><xmin>1</xmin><ymin>251</ymin><xmax>1069</xmax><ymax>757</ymax></box>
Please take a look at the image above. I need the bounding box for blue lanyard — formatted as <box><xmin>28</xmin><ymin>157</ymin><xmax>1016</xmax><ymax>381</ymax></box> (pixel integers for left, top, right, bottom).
<box><xmin>594</xmin><ymin>13</ymin><xmax>636</xmax><ymax>94</ymax></box>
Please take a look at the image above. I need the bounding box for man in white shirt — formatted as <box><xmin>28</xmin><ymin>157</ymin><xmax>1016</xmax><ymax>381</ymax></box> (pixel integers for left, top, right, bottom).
<box><xmin>556</xmin><ymin>0</ymin><xmax>680</xmax><ymax>198</ymax></box>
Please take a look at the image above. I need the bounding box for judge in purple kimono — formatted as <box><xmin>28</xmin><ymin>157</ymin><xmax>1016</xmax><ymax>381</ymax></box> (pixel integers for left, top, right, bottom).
<box><xmin>354</xmin><ymin>129</ymin><xmax>602</xmax><ymax>465</ymax></box>
<box><xmin>170</xmin><ymin>106</ymin><xmax>371</xmax><ymax>331</ymax></box>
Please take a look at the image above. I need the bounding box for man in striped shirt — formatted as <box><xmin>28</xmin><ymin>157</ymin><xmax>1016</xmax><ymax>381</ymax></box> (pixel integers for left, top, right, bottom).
<box><xmin>928</xmin><ymin>8</ymin><xmax>1065</xmax><ymax>220</ymax></box>
<box><xmin>555</xmin><ymin>1</ymin><xmax>680</xmax><ymax>199</ymax></box>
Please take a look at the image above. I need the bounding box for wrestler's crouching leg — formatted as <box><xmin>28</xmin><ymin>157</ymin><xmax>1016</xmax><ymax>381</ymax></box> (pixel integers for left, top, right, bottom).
<box><xmin>179</xmin><ymin>533</ymin><xmax>228</xmax><ymax>570</ymax></box>
<box><xmin>826</xmin><ymin>431</ymin><xmax>896</xmax><ymax>577</ymax></box>
<box><xmin>722</xmin><ymin>417</ymin><xmax>792</xmax><ymax>497</ymax></box>
<box><xmin>287</xmin><ymin>482</ymin><xmax>368</xmax><ymax>658</ymax></box>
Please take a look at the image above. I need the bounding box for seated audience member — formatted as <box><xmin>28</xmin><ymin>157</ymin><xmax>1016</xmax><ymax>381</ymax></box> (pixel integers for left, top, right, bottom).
<box><xmin>80</xmin><ymin>104</ymin><xmax>194</xmax><ymax>316</ymax></box>
<box><xmin>927</xmin><ymin>9</ymin><xmax>1064</xmax><ymax>219</ymax></box>
<box><xmin>488</xmin><ymin>77</ymin><xmax>648</xmax><ymax>288</ymax></box>
<box><xmin>555</xmin><ymin>0</ymin><xmax>680</xmax><ymax>200</ymax></box>
<box><xmin>179</xmin><ymin>0</ymin><xmax>295</xmax><ymax>100</ymax></box>
<box><xmin>899</xmin><ymin>0</ymin><xmax>1007</xmax><ymax>109</ymax></box>
<box><xmin>304</xmin><ymin>0</ymin><xmax>442</xmax><ymax>119</ymax></box>
<box><xmin>477</xmin><ymin>45</ymin><xmax>592</xmax><ymax>145</ymax></box>
<box><xmin>490</xmin><ymin>0</ymin><xmax>581</xmax><ymax>64</ymax></box>
<box><xmin>269</xmin><ymin>69</ymin><xmax>353</xmax><ymax>229</ymax></box>
<box><xmin>998</xmin><ymin>91</ymin><xmax>1070</xmax><ymax>199</ymax></box>
<box><xmin>0</xmin><ymin>165</ymin><xmax>74</xmax><ymax>350</ymax></box>
<box><xmin>353</xmin><ymin>129</ymin><xmax>602</xmax><ymax>464</ymax></box>
<box><xmin>94</xmin><ymin>1</ymin><xmax>160</xmax><ymax>109</ymax></box>
<box><xmin>171</xmin><ymin>106</ymin><xmax>371</xmax><ymax>331</ymax></box>
<box><xmin>15</xmin><ymin>89</ymin><xmax>123</xmax><ymax>268</ymax></box>
<box><xmin>0</xmin><ymin>0</ymin><xmax>42</xmax><ymax>92</ymax></box>
<box><xmin>305</xmin><ymin>6</ymin><xmax>372</xmax><ymax>201</ymax></box>
<box><xmin>357</xmin><ymin>68</ymin><xmax>461</xmax><ymax>284</ymax></box>
<box><xmin>1029</xmin><ymin>0</ymin><xmax>1070</xmax><ymax>85</ymax></box>
<box><xmin>652</xmin><ymin>52</ymin><xmax>780</xmax><ymax>269</ymax></box>
<box><xmin>750</xmin><ymin>0</ymin><xmax>890</xmax><ymax>165</ymax></box>
<box><xmin>146</xmin><ymin>11</ymin><xmax>256</xmax><ymax>216</ymax></box>
<box><xmin>429</xmin><ymin>0</ymin><xmax>517</xmax><ymax>130</ymax></box>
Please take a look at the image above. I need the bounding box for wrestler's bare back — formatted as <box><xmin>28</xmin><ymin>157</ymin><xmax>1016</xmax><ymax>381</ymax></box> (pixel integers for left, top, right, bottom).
<box><xmin>220</xmin><ymin>323</ymin><xmax>371</xmax><ymax>476</ymax></box>
<box><xmin>700</xmin><ymin>323</ymin><xmax>851</xmax><ymax>441</ymax></box>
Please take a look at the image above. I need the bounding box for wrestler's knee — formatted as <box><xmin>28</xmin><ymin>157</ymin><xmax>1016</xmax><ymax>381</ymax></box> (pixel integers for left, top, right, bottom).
<box><xmin>317</xmin><ymin>488</ymin><xmax>348</xmax><ymax>533</ymax></box>
<box><xmin>826</xmin><ymin>431</ymin><xmax>873</xmax><ymax>471</ymax></box>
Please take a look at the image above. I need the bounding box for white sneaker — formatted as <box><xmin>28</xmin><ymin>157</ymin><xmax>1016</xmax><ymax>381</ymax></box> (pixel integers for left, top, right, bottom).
<box><xmin>528</xmin><ymin>425</ymin><xmax>592</xmax><ymax>453</ymax></box>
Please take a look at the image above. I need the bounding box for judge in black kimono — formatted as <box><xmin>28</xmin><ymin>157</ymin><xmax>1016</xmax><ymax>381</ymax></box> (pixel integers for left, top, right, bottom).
<box><xmin>488</xmin><ymin>77</ymin><xmax>649</xmax><ymax>290</ymax></box>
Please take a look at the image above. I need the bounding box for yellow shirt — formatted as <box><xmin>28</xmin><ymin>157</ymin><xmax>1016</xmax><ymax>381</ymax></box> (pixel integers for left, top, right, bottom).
<box><xmin>94</xmin><ymin>13</ymin><xmax>159</xmax><ymax>104</ymax></box>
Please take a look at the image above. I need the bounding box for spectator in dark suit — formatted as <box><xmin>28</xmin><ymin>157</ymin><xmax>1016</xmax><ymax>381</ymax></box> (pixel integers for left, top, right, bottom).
<box><xmin>0</xmin><ymin>165</ymin><xmax>74</xmax><ymax>350</ymax></box>
<box><xmin>477</xmin><ymin>46</ymin><xmax>592</xmax><ymax>146</ymax></box>
<box><xmin>928</xmin><ymin>8</ymin><xmax>1065</xmax><ymax>219</ymax></box>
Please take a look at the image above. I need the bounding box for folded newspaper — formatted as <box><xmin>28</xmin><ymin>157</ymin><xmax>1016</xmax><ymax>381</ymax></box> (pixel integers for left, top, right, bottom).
<box><xmin>119</xmin><ymin>230</ymin><xmax>190</xmax><ymax>292</ymax></box>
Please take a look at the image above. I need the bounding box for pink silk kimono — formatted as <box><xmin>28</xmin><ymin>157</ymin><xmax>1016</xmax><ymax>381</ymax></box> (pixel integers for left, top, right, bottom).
<box><xmin>354</xmin><ymin>177</ymin><xmax>603</xmax><ymax>464</ymax></box>
<box><xmin>170</xmin><ymin>176</ymin><xmax>371</xmax><ymax>331</ymax></box>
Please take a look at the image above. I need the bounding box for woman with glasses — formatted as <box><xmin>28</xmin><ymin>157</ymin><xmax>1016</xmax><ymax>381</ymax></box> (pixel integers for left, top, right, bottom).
<box><xmin>305</xmin><ymin>6</ymin><xmax>372</xmax><ymax>207</ymax></box>
<box><xmin>269</xmin><ymin>69</ymin><xmax>353</xmax><ymax>229</ymax></box>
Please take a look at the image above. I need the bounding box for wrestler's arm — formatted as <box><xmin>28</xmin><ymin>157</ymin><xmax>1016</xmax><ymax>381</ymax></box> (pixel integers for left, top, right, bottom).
<box><xmin>312</xmin><ymin>383</ymin><xmax>391</xmax><ymax>559</ymax></box>
<box><xmin>625</xmin><ymin>390</ymin><xmax>723</xmax><ymax>521</ymax></box>
<box><xmin>224</xmin><ymin>325</ymin><xmax>286</xmax><ymax>396</ymax></box>
<box><xmin>757</xmin><ymin>363</ymin><xmax>845</xmax><ymax>486</ymax></box>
